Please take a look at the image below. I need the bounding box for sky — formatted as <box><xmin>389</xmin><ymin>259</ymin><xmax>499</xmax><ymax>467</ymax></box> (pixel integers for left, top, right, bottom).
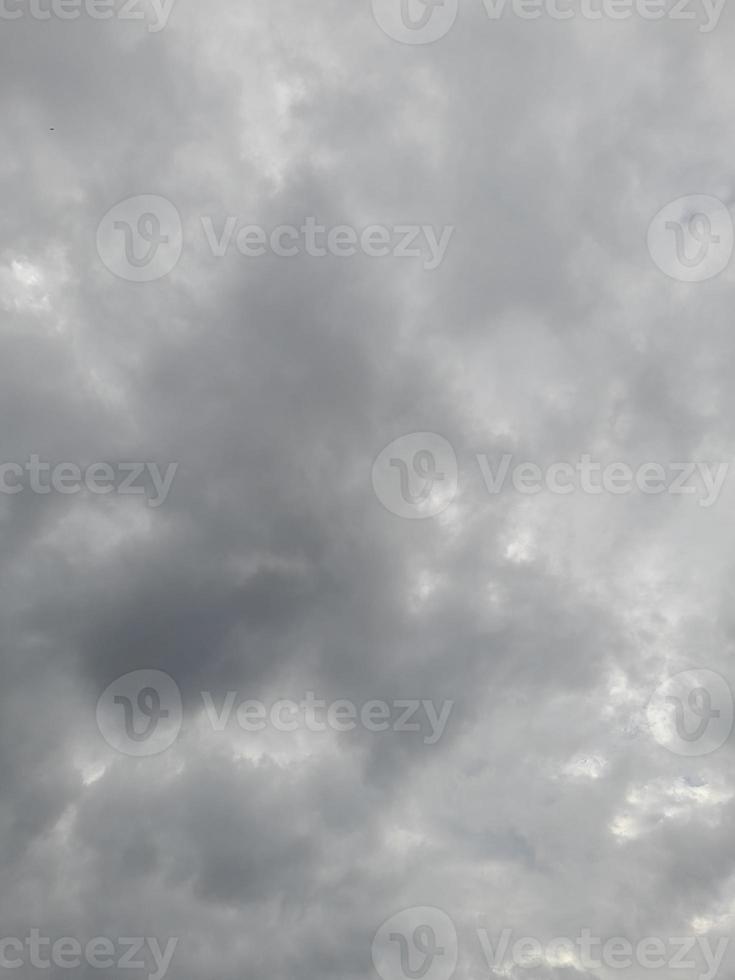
<box><xmin>1</xmin><ymin>2</ymin><xmax>735</xmax><ymax>980</ymax></box>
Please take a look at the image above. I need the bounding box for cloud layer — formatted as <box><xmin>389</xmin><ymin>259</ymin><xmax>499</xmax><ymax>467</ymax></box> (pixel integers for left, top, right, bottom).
<box><xmin>1</xmin><ymin>2</ymin><xmax>735</xmax><ymax>980</ymax></box>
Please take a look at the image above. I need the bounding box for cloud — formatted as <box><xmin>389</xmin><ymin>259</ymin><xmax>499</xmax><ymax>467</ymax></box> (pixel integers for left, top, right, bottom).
<box><xmin>1</xmin><ymin>2</ymin><xmax>734</xmax><ymax>980</ymax></box>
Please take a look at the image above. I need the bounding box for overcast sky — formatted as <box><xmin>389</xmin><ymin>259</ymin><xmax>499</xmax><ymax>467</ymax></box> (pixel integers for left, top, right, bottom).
<box><xmin>1</xmin><ymin>2</ymin><xmax>735</xmax><ymax>980</ymax></box>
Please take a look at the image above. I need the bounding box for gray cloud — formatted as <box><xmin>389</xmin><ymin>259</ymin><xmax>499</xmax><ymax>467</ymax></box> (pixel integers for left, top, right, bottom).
<box><xmin>1</xmin><ymin>2</ymin><xmax>734</xmax><ymax>980</ymax></box>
